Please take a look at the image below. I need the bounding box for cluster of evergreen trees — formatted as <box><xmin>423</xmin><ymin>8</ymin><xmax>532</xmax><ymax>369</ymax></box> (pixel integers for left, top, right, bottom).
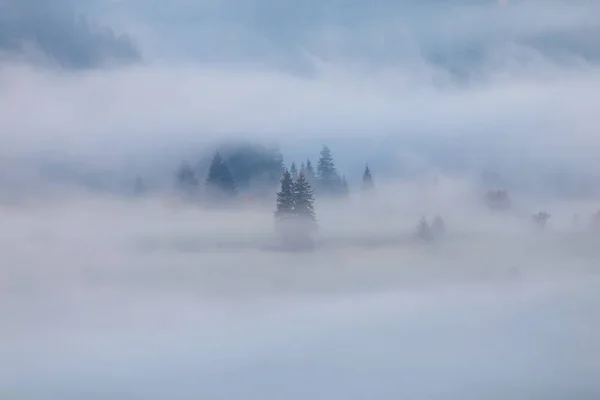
<box><xmin>285</xmin><ymin>145</ymin><xmax>375</xmax><ymax>198</ymax></box>
<box><xmin>173</xmin><ymin>143</ymin><xmax>283</xmax><ymax>202</ymax></box>
<box><xmin>274</xmin><ymin>170</ymin><xmax>317</xmax><ymax>237</ymax></box>
<box><xmin>169</xmin><ymin>144</ymin><xmax>376</xmax><ymax>203</ymax></box>
<box><xmin>284</xmin><ymin>146</ymin><xmax>348</xmax><ymax>197</ymax></box>
<box><xmin>273</xmin><ymin>146</ymin><xmax>377</xmax><ymax>246</ymax></box>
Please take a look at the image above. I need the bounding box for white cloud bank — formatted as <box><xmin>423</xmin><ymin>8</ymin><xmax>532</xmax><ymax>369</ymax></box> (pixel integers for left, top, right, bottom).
<box><xmin>1</xmin><ymin>193</ymin><xmax>600</xmax><ymax>399</ymax></box>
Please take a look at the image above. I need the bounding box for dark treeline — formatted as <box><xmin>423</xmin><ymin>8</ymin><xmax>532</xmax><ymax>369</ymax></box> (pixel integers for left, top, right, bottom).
<box><xmin>160</xmin><ymin>143</ymin><xmax>374</xmax><ymax>205</ymax></box>
<box><xmin>171</xmin><ymin>142</ymin><xmax>284</xmax><ymax>203</ymax></box>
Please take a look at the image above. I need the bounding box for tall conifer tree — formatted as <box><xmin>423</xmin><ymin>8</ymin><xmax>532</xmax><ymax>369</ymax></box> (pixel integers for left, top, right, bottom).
<box><xmin>293</xmin><ymin>173</ymin><xmax>317</xmax><ymax>225</ymax></box>
<box><xmin>317</xmin><ymin>146</ymin><xmax>339</xmax><ymax>184</ymax></box>
<box><xmin>275</xmin><ymin>170</ymin><xmax>295</xmax><ymax>222</ymax></box>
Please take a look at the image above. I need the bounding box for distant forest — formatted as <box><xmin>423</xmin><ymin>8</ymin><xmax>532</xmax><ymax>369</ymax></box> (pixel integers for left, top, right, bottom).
<box><xmin>128</xmin><ymin>141</ymin><xmax>600</xmax><ymax>250</ymax></box>
<box><xmin>134</xmin><ymin>143</ymin><xmax>363</xmax><ymax>203</ymax></box>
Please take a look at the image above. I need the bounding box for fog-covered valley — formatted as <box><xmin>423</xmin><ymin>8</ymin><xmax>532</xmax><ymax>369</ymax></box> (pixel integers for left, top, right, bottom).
<box><xmin>2</xmin><ymin>0</ymin><xmax>600</xmax><ymax>398</ymax></box>
<box><xmin>2</xmin><ymin>186</ymin><xmax>600</xmax><ymax>399</ymax></box>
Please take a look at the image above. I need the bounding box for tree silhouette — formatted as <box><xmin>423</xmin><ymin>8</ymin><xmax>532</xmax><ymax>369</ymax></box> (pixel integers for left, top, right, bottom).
<box><xmin>274</xmin><ymin>171</ymin><xmax>317</xmax><ymax>250</ymax></box>
<box><xmin>362</xmin><ymin>165</ymin><xmax>374</xmax><ymax>192</ymax></box>
<box><xmin>293</xmin><ymin>173</ymin><xmax>317</xmax><ymax>226</ymax></box>
<box><xmin>275</xmin><ymin>169</ymin><xmax>294</xmax><ymax>225</ymax></box>
<box><xmin>416</xmin><ymin>217</ymin><xmax>434</xmax><ymax>241</ymax></box>
<box><xmin>532</xmin><ymin>211</ymin><xmax>551</xmax><ymax>230</ymax></box>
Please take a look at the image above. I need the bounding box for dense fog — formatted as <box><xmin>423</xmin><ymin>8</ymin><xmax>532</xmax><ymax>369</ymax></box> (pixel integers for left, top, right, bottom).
<box><xmin>1</xmin><ymin>0</ymin><xmax>600</xmax><ymax>398</ymax></box>
<box><xmin>2</xmin><ymin>184</ymin><xmax>600</xmax><ymax>399</ymax></box>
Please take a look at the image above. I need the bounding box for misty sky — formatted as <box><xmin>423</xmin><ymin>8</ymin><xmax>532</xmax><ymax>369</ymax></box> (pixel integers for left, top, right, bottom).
<box><xmin>1</xmin><ymin>0</ymin><xmax>599</xmax><ymax>187</ymax></box>
<box><xmin>5</xmin><ymin>0</ymin><xmax>600</xmax><ymax>70</ymax></box>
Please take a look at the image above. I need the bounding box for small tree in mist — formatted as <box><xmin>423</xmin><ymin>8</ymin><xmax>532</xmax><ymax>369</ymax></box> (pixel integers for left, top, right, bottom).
<box><xmin>274</xmin><ymin>171</ymin><xmax>317</xmax><ymax>250</ymax></box>
<box><xmin>316</xmin><ymin>145</ymin><xmax>347</xmax><ymax>196</ymax></box>
<box><xmin>205</xmin><ymin>152</ymin><xmax>237</xmax><ymax>201</ymax></box>
<box><xmin>486</xmin><ymin>189</ymin><xmax>510</xmax><ymax>210</ymax></box>
<box><xmin>317</xmin><ymin>146</ymin><xmax>339</xmax><ymax>189</ymax></box>
<box><xmin>532</xmin><ymin>211</ymin><xmax>550</xmax><ymax>230</ymax></box>
<box><xmin>290</xmin><ymin>162</ymin><xmax>298</xmax><ymax>181</ymax></box>
<box><xmin>176</xmin><ymin>161</ymin><xmax>199</xmax><ymax>199</ymax></box>
<box><xmin>362</xmin><ymin>165</ymin><xmax>374</xmax><ymax>192</ymax></box>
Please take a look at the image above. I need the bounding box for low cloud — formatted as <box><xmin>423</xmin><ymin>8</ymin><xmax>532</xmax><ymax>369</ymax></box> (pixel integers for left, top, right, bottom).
<box><xmin>0</xmin><ymin>60</ymin><xmax>599</xmax><ymax>177</ymax></box>
<box><xmin>0</xmin><ymin>1</ymin><xmax>599</xmax><ymax>183</ymax></box>
<box><xmin>1</xmin><ymin>3</ymin><xmax>600</xmax><ymax>397</ymax></box>
<box><xmin>1</xmin><ymin>192</ymin><xmax>600</xmax><ymax>399</ymax></box>
<box><xmin>0</xmin><ymin>0</ymin><xmax>140</xmax><ymax>68</ymax></box>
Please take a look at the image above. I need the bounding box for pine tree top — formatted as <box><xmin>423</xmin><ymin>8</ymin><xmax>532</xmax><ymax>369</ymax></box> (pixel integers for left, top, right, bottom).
<box><xmin>293</xmin><ymin>173</ymin><xmax>316</xmax><ymax>221</ymax></box>
<box><xmin>317</xmin><ymin>145</ymin><xmax>339</xmax><ymax>184</ymax></box>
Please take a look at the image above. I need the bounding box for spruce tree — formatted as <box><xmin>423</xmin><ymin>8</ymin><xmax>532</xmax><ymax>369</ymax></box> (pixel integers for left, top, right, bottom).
<box><xmin>205</xmin><ymin>152</ymin><xmax>237</xmax><ymax>199</ymax></box>
<box><xmin>275</xmin><ymin>170</ymin><xmax>295</xmax><ymax>222</ymax></box>
<box><xmin>290</xmin><ymin>162</ymin><xmax>298</xmax><ymax>180</ymax></box>
<box><xmin>317</xmin><ymin>146</ymin><xmax>339</xmax><ymax>184</ymax></box>
<box><xmin>362</xmin><ymin>165</ymin><xmax>374</xmax><ymax>192</ymax></box>
<box><xmin>293</xmin><ymin>173</ymin><xmax>317</xmax><ymax>227</ymax></box>
<box><xmin>274</xmin><ymin>170</ymin><xmax>317</xmax><ymax>249</ymax></box>
<box><xmin>317</xmin><ymin>145</ymin><xmax>347</xmax><ymax>195</ymax></box>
